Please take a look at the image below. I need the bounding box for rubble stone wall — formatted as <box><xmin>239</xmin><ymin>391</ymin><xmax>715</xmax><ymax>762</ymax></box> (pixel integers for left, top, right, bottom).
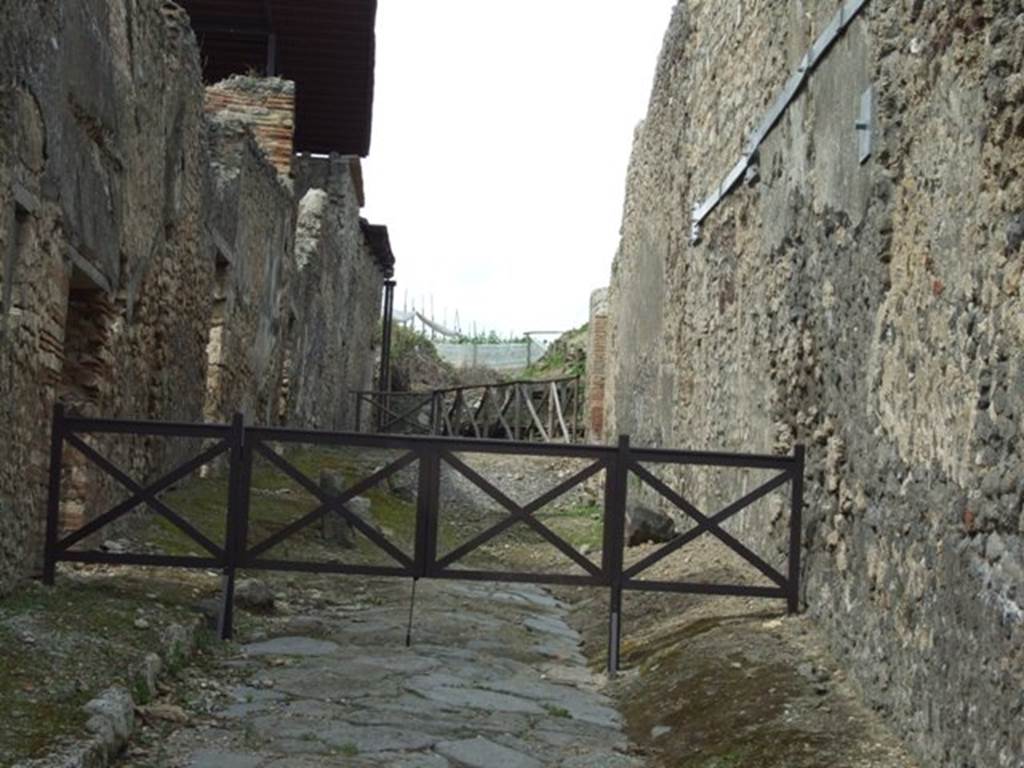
<box><xmin>605</xmin><ymin>2</ymin><xmax>1023</xmax><ymax>766</ymax></box>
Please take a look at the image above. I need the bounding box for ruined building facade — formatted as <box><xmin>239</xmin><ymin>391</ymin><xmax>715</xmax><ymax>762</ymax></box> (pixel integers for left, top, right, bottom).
<box><xmin>603</xmin><ymin>2</ymin><xmax>1022</xmax><ymax>766</ymax></box>
<box><xmin>0</xmin><ymin>1</ymin><xmax>391</xmax><ymax>592</ymax></box>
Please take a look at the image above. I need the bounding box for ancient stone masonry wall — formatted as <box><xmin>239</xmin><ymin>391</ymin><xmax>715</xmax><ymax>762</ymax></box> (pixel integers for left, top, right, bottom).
<box><xmin>0</xmin><ymin>0</ymin><xmax>213</xmax><ymax>583</ymax></box>
<box><xmin>205</xmin><ymin>77</ymin><xmax>296</xmax><ymax>179</ymax></box>
<box><xmin>0</xmin><ymin>2</ymin><xmax>391</xmax><ymax>594</ymax></box>
<box><xmin>605</xmin><ymin>2</ymin><xmax>1023</xmax><ymax>766</ymax></box>
<box><xmin>286</xmin><ymin>154</ymin><xmax>386</xmax><ymax>431</ymax></box>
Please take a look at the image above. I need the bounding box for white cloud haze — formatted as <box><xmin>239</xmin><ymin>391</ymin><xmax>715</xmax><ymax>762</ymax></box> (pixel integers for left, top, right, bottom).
<box><xmin>362</xmin><ymin>1</ymin><xmax>676</xmax><ymax>337</ymax></box>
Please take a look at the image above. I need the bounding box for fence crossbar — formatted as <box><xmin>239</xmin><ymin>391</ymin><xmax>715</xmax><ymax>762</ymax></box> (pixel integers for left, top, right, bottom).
<box><xmin>623</xmin><ymin>579</ymin><xmax>788</xmax><ymax>598</ymax></box>
<box><xmin>251</xmin><ymin>441</ymin><xmax>415</xmax><ymax>569</ymax></box>
<box><xmin>57</xmin><ymin>438</ymin><xmax>230</xmax><ymax>552</ymax></box>
<box><xmin>627</xmin><ymin>462</ymin><xmax>789</xmax><ymax>588</ymax></box>
<box><xmin>437</xmin><ymin>451</ymin><xmax>602</xmax><ymax>577</ymax></box>
<box><xmin>64</xmin><ymin>433</ymin><xmax>223</xmax><ymax>558</ymax></box>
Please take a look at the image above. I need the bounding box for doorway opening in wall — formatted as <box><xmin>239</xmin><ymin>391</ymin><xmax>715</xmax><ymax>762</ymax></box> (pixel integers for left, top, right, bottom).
<box><xmin>57</xmin><ymin>266</ymin><xmax>116</xmax><ymax>533</ymax></box>
<box><xmin>203</xmin><ymin>252</ymin><xmax>231</xmax><ymax>424</ymax></box>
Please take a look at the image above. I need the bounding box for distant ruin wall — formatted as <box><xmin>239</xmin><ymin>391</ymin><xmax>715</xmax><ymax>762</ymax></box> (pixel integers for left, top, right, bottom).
<box><xmin>605</xmin><ymin>2</ymin><xmax>1022</xmax><ymax>766</ymax></box>
<box><xmin>203</xmin><ymin>98</ymin><xmax>296</xmax><ymax>426</ymax></box>
<box><xmin>0</xmin><ymin>1</ymin><xmax>389</xmax><ymax>593</ymax></box>
<box><xmin>287</xmin><ymin>154</ymin><xmax>384</xmax><ymax>431</ymax></box>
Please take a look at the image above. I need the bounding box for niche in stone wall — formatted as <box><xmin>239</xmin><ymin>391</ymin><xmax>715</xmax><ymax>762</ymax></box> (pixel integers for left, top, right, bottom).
<box><xmin>202</xmin><ymin>252</ymin><xmax>231</xmax><ymax>422</ymax></box>
<box><xmin>3</xmin><ymin>199</ymin><xmax>35</xmax><ymax>325</ymax></box>
<box><xmin>58</xmin><ymin>268</ymin><xmax>115</xmax><ymax>415</ymax></box>
<box><xmin>57</xmin><ymin>267</ymin><xmax>116</xmax><ymax>532</ymax></box>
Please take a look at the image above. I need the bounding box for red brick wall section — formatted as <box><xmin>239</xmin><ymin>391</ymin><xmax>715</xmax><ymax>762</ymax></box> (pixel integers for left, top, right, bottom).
<box><xmin>586</xmin><ymin>288</ymin><xmax>609</xmax><ymax>442</ymax></box>
<box><xmin>205</xmin><ymin>76</ymin><xmax>296</xmax><ymax>178</ymax></box>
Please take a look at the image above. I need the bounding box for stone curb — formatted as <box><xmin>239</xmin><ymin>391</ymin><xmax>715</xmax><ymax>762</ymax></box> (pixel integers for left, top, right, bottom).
<box><xmin>14</xmin><ymin>618</ymin><xmax>204</xmax><ymax>768</ymax></box>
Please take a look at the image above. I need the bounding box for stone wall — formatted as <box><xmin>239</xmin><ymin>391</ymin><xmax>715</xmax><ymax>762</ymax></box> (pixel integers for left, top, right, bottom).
<box><xmin>0</xmin><ymin>0</ymin><xmax>391</xmax><ymax>593</ymax></box>
<box><xmin>203</xmin><ymin>94</ymin><xmax>296</xmax><ymax>425</ymax></box>
<box><xmin>286</xmin><ymin>154</ymin><xmax>386</xmax><ymax>431</ymax></box>
<box><xmin>604</xmin><ymin>2</ymin><xmax>1023</xmax><ymax>766</ymax></box>
<box><xmin>585</xmin><ymin>287</ymin><xmax>609</xmax><ymax>442</ymax></box>
<box><xmin>0</xmin><ymin>0</ymin><xmax>213</xmax><ymax>573</ymax></box>
<box><xmin>205</xmin><ymin>77</ymin><xmax>296</xmax><ymax>178</ymax></box>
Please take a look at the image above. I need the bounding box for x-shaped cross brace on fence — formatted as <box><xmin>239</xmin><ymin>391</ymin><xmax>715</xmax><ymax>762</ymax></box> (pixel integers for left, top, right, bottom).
<box><xmin>246</xmin><ymin>441</ymin><xmax>416</xmax><ymax>569</ymax></box>
<box><xmin>624</xmin><ymin>463</ymin><xmax>794</xmax><ymax>587</ymax></box>
<box><xmin>58</xmin><ymin>433</ymin><xmax>227</xmax><ymax>557</ymax></box>
<box><xmin>434</xmin><ymin>452</ymin><xmax>605</xmax><ymax>577</ymax></box>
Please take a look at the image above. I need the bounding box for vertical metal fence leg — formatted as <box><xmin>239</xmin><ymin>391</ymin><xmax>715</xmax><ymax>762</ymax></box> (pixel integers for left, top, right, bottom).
<box><xmin>606</xmin><ymin>435</ymin><xmax>630</xmax><ymax>675</ymax></box>
<box><xmin>608</xmin><ymin>583</ymin><xmax>623</xmax><ymax>676</ymax></box>
<box><xmin>355</xmin><ymin>395</ymin><xmax>363</xmax><ymax>434</ymax></box>
<box><xmin>787</xmin><ymin>444</ymin><xmax>805</xmax><ymax>615</ymax></box>
<box><xmin>42</xmin><ymin>404</ymin><xmax>66</xmax><ymax>586</ymax></box>
<box><xmin>414</xmin><ymin>447</ymin><xmax>432</xmax><ymax>578</ymax></box>
<box><xmin>219</xmin><ymin>413</ymin><xmax>245</xmax><ymax>640</ymax></box>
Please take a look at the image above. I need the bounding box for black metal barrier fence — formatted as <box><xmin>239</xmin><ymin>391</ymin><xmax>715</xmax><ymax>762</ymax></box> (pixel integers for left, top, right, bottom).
<box><xmin>43</xmin><ymin>404</ymin><xmax>805</xmax><ymax>673</ymax></box>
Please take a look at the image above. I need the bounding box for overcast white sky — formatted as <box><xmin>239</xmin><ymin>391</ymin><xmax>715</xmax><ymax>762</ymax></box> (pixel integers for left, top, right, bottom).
<box><xmin>362</xmin><ymin>1</ymin><xmax>676</xmax><ymax>338</ymax></box>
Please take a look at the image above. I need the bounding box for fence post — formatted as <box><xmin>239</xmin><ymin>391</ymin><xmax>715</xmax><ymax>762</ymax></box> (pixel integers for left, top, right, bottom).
<box><xmin>787</xmin><ymin>444</ymin><xmax>805</xmax><ymax>615</ymax></box>
<box><xmin>572</xmin><ymin>376</ymin><xmax>580</xmax><ymax>443</ymax></box>
<box><xmin>429</xmin><ymin>391</ymin><xmax>439</xmax><ymax>436</ymax></box>
<box><xmin>606</xmin><ymin>434</ymin><xmax>629</xmax><ymax>675</ymax></box>
<box><xmin>219</xmin><ymin>412</ymin><xmax>245</xmax><ymax>640</ymax></box>
<box><xmin>42</xmin><ymin>403</ymin><xmax>66</xmax><ymax>586</ymax></box>
<box><xmin>513</xmin><ymin>384</ymin><xmax>521</xmax><ymax>441</ymax></box>
<box><xmin>354</xmin><ymin>394</ymin><xmax>363</xmax><ymax>434</ymax></box>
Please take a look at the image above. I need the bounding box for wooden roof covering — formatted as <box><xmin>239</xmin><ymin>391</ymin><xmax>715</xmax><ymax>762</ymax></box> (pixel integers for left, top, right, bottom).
<box><xmin>180</xmin><ymin>0</ymin><xmax>377</xmax><ymax>157</ymax></box>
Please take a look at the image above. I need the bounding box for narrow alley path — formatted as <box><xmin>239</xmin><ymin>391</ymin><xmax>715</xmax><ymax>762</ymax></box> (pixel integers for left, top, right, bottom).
<box><xmin>121</xmin><ymin>578</ymin><xmax>642</xmax><ymax>768</ymax></box>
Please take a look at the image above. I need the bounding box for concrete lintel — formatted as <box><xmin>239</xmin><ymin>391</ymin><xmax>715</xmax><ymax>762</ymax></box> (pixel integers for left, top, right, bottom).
<box><xmin>66</xmin><ymin>240</ymin><xmax>113</xmax><ymax>295</ymax></box>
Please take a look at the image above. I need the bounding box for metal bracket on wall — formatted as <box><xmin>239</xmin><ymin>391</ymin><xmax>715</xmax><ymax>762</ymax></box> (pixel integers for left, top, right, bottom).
<box><xmin>688</xmin><ymin>0</ymin><xmax>871</xmax><ymax>244</ymax></box>
<box><xmin>856</xmin><ymin>86</ymin><xmax>874</xmax><ymax>164</ymax></box>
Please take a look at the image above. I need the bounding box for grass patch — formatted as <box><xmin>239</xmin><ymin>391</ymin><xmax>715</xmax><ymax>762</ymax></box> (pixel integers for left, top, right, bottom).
<box><xmin>543</xmin><ymin>703</ymin><xmax>572</xmax><ymax>719</ymax></box>
<box><xmin>0</xmin><ymin>577</ymin><xmax>199</xmax><ymax>764</ymax></box>
<box><xmin>339</xmin><ymin>741</ymin><xmax>359</xmax><ymax>756</ymax></box>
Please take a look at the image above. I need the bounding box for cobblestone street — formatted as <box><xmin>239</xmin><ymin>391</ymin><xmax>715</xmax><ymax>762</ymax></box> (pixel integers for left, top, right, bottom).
<box><xmin>122</xmin><ymin>578</ymin><xmax>640</xmax><ymax>768</ymax></box>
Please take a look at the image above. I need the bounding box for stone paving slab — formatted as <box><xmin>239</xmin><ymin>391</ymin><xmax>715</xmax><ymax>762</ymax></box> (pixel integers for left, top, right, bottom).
<box><xmin>120</xmin><ymin>580</ymin><xmax>643</xmax><ymax>767</ymax></box>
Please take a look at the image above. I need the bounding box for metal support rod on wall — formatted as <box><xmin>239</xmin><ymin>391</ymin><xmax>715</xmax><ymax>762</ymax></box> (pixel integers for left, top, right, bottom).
<box><xmin>378</xmin><ymin>280</ymin><xmax>396</xmax><ymax>431</ymax></box>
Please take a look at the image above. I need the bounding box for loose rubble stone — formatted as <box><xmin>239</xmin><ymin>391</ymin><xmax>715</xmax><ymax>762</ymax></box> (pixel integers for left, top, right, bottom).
<box><xmin>625</xmin><ymin>503</ymin><xmax>675</xmax><ymax>546</ymax></box>
<box><xmin>234</xmin><ymin>579</ymin><xmax>275</xmax><ymax>613</ymax></box>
